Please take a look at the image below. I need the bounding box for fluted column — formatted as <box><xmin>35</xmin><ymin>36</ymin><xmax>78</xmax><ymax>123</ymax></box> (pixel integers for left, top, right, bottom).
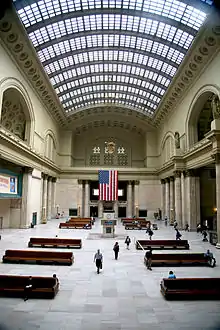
<box><xmin>170</xmin><ymin>177</ymin><xmax>174</xmax><ymax>225</ymax></box>
<box><xmin>84</xmin><ymin>180</ymin><xmax>90</xmax><ymax>217</ymax></box>
<box><xmin>181</xmin><ymin>171</ymin><xmax>186</xmax><ymax>228</ymax></box>
<box><xmin>20</xmin><ymin>167</ymin><xmax>33</xmax><ymax>228</ymax></box>
<box><xmin>114</xmin><ymin>201</ymin><xmax>118</xmax><ymax>218</ymax></box>
<box><xmin>98</xmin><ymin>201</ymin><xmax>103</xmax><ymax>218</ymax></box>
<box><xmin>51</xmin><ymin>178</ymin><xmax>57</xmax><ymax>218</ymax></box>
<box><xmin>214</xmin><ymin>155</ymin><xmax>220</xmax><ymax>248</ymax></box>
<box><xmin>47</xmin><ymin>176</ymin><xmax>52</xmax><ymax>220</ymax></box>
<box><xmin>41</xmin><ymin>174</ymin><xmax>48</xmax><ymax>224</ymax></box>
<box><xmin>174</xmin><ymin>171</ymin><xmax>182</xmax><ymax>228</ymax></box>
<box><xmin>77</xmin><ymin>180</ymin><xmax>83</xmax><ymax>217</ymax></box>
<box><xmin>160</xmin><ymin>179</ymin><xmax>165</xmax><ymax>219</ymax></box>
<box><xmin>185</xmin><ymin>170</ymin><xmax>200</xmax><ymax>230</ymax></box>
<box><xmin>127</xmin><ymin>181</ymin><xmax>132</xmax><ymax>217</ymax></box>
<box><xmin>134</xmin><ymin>180</ymin><xmax>139</xmax><ymax>218</ymax></box>
<box><xmin>165</xmin><ymin>178</ymin><xmax>170</xmax><ymax>220</ymax></box>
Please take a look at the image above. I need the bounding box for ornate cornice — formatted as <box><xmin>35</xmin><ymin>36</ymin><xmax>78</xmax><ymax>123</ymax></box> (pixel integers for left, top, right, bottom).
<box><xmin>153</xmin><ymin>12</ymin><xmax>220</xmax><ymax>127</ymax></box>
<box><xmin>0</xmin><ymin>7</ymin><xmax>66</xmax><ymax>126</ymax></box>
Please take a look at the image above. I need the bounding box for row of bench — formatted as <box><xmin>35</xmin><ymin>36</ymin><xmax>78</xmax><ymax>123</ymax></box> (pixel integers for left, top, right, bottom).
<box><xmin>0</xmin><ymin>274</ymin><xmax>219</xmax><ymax>300</ymax></box>
<box><xmin>121</xmin><ymin>218</ymin><xmax>151</xmax><ymax>230</ymax></box>
<box><xmin>2</xmin><ymin>238</ymin><xmax>82</xmax><ymax>265</ymax></box>
<box><xmin>136</xmin><ymin>239</ymin><xmax>190</xmax><ymax>250</ymax></box>
<box><xmin>59</xmin><ymin>217</ymin><xmax>93</xmax><ymax>229</ymax></box>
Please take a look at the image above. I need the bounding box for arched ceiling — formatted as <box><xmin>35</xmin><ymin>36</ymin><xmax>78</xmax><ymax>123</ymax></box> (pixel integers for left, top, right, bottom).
<box><xmin>13</xmin><ymin>0</ymin><xmax>213</xmax><ymax>120</ymax></box>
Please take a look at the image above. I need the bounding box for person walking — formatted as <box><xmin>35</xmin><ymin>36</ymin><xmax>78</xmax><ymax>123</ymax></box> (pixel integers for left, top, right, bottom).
<box><xmin>125</xmin><ymin>236</ymin><xmax>131</xmax><ymax>249</ymax></box>
<box><xmin>94</xmin><ymin>249</ymin><xmax>103</xmax><ymax>274</ymax></box>
<box><xmin>184</xmin><ymin>223</ymin><xmax>189</xmax><ymax>231</ymax></box>
<box><xmin>175</xmin><ymin>228</ymin><xmax>182</xmax><ymax>240</ymax></box>
<box><xmin>145</xmin><ymin>247</ymin><xmax>152</xmax><ymax>271</ymax></box>
<box><xmin>113</xmin><ymin>242</ymin><xmax>119</xmax><ymax>260</ymax></box>
<box><xmin>164</xmin><ymin>216</ymin><xmax>168</xmax><ymax>226</ymax></box>
<box><xmin>148</xmin><ymin>228</ymin><xmax>154</xmax><ymax>240</ymax></box>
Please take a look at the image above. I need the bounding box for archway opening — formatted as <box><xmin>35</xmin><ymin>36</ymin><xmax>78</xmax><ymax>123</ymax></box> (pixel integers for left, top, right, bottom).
<box><xmin>1</xmin><ymin>88</ymin><xmax>32</xmax><ymax>143</ymax></box>
<box><xmin>188</xmin><ymin>91</ymin><xmax>214</xmax><ymax>147</ymax></box>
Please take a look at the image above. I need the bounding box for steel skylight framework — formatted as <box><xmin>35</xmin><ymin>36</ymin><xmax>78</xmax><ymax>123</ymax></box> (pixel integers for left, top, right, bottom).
<box><xmin>13</xmin><ymin>0</ymin><xmax>213</xmax><ymax>117</ymax></box>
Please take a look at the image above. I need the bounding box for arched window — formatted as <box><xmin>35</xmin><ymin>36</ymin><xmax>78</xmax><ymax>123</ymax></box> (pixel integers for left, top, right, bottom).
<box><xmin>44</xmin><ymin>133</ymin><xmax>56</xmax><ymax>162</ymax></box>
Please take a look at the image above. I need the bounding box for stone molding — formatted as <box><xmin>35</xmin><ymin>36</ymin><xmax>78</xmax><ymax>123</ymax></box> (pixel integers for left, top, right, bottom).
<box><xmin>211</xmin><ymin>153</ymin><xmax>220</xmax><ymax>164</ymax></box>
<box><xmin>0</xmin><ymin>7</ymin><xmax>219</xmax><ymax>129</ymax></box>
<box><xmin>153</xmin><ymin>13</ymin><xmax>220</xmax><ymax>128</ymax></box>
<box><xmin>0</xmin><ymin>8</ymin><xmax>66</xmax><ymax>127</ymax></box>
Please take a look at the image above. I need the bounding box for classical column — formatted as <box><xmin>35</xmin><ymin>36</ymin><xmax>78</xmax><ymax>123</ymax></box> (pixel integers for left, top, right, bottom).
<box><xmin>214</xmin><ymin>154</ymin><xmax>220</xmax><ymax>248</ymax></box>
<box><xmin>84</xmin><ymin>180</ymin><xmax>90</xmax><ymax>217</ymax></box>
<box><xmin>47</xmin><ymin>176</ymin><xmax>52</xmax><ymax>220</ymax></box>
<box><xmin>185</xmin><ymin>170</ymin><xmax>200</xmax><ymax>230</ymax></box>
<box><xmin>174</xmin><ymin>171</ymin><xmax>182</xmax><ymax>228</ymax></box>
<box><xmin>181</xmin><ymin>171</ymin><xmax>186</xmax><ymax>228</ymax></box>
<box><xmin>160</xmin><ymin>179</ymin><xmax>165</xmax><ymax>219</ymax></box>
<box><xmin>127</xmin><ymin>181</ymin><xmax>132</xmax><ymax>217</ymax></box>
<box><xmin>51</xmin><ymin>177</ymin><xmax>57</xmax><ymax>218</ymax></box>
<box><xmin>114</xmin><ymin>201</ymin><xmax>118</xmax><ymax>218</ymax></box>
<box><xmin>170</xmin><ymin>177</ymin><xmax>175</xmax><ymax>225</ymax></box>
<box><xmin>77</xmin><ymin>180</ymin><xmax>83</xmax><ymax>217</ymax></box>
<box><xmin>98</xmin><ymin>201</ymin><xmax>103</xmax><ymax>218</ymax></box>
<box><xmin>165</xmin><ymin>178</ymin><xmax>170</xmax><ymax>220</ymax></box>
<box><xmin>134</xmin><ymin>181</ymin><xmax>140</xmax><ymax>218</ymax></box>
<box><xmin>20</xmin><ymin>167</ymin><xmax>33</xmax><ymax>228</ymax></box>
<box><xmin>41</xmin><ymin>174</ymin><xmax>48</xmax><ymax>224</ymax></box>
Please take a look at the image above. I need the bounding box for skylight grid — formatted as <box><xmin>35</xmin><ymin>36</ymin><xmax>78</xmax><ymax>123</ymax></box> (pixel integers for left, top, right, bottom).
<box><xmin>29</xmin><ymin>15</ymin><xmax>197</xmax><ymax>49</ymax></box>
<box><xmin>15</xmin><ymin>0</ymin><xmax>209</xmax><ymax>32</ymax></box>
<box><xmin>38</xmin><ymin>35</ymin><xmax>185</xmax><ymax>65</ymax></box>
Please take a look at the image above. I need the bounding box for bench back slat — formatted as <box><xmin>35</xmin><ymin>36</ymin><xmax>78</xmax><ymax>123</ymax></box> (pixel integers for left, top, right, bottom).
<box><xmin>162</xmin><ymin>278</ymin><xmax>220</xmax><ymax>290</ymax></box>
<box><xmin>5</xmin><ymin>250</ymin><xmax>73</xmax><ymax>259</ymax></box>
<box><xmin>0</xmin><ymin>275</ymin><xmax>57</xmax><ymax>288</ymax></box>
<box><xmin>29</xmin><ymin>238</ymin><xmax>81</xmax><ymax>245</ymax></box>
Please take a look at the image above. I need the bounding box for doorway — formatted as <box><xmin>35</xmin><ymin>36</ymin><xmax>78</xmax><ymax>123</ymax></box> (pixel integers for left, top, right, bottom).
<box><xmin>32</xmin><ymin>212</ymin><xmax>37</xmax><ymax>226</ymax></box>
<box><xmin>90</xmin><ymin>206</ymin><xmax>98</xmax><ymax>217</ymax></box>
<box><xmin>118</xmin><ymin>207</ymin><xmax>126</xmax><ymax>218</ymax></box>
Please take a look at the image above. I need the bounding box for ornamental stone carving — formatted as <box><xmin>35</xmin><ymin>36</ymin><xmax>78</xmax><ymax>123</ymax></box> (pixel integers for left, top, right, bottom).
<box><xmin>174</xmin><ymin>131</ymin><xmax>180</xmax><ymax>149</ymax></box>
<box><xmin>211</xmin><ymin>94</ymin><xmax>220</xmax><ymax>120</ymax></box>
<box><xmin>174</xmin><ymin>171</ymin><xmax>181</xmax><ymax>178</ymax></box>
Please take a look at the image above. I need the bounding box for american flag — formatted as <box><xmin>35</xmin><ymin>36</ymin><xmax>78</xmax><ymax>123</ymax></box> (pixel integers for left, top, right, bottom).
<box><xmin>98</xmin><ymin>170</ymin><xmax>118</xmax><ymax>201</ymax></box>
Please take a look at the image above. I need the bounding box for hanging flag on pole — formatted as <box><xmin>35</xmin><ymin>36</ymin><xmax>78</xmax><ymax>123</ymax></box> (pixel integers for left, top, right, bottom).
<box><xmin>98</xmin><ymin>170</ymin><xmax>118</xmax><ymax>201</ymax></box>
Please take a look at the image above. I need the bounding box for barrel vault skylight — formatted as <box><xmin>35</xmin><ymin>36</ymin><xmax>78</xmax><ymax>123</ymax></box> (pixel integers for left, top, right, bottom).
<box><xmin>13</xmin><ymin>0</ymin><xmax>213</xmax><ymax>117</ymax></box>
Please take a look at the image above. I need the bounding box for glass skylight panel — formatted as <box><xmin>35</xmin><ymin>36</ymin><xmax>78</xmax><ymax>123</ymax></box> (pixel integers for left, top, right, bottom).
<box><xmin>14</xmin><ymin>0</ymin><xmax>213</xmax><ymax>116</ymax></box>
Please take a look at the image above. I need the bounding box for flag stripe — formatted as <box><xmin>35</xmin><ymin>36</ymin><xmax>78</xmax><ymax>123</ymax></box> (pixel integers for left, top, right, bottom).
<box><xmin>98</xmin><ymin>170</ymin><xmax>118</xmax><ymax>201</ymax></box>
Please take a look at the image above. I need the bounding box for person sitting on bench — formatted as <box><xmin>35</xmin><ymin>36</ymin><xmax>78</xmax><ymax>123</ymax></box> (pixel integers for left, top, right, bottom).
<box><xmin>24</xmin><ymin>276</ymin><xmax>33</xmax><ymax>301</ymax></box>
<box><xmin>84</xmin><ymin>223</ymin><xmax>90</xmax><ymax>229</ymax></box>
<box><xmin>168</xmin><ymin>270</ymin><xmax>176</xmax><ymax>279</ymax></box>
<box><xmin>145</xmin><ymin>248</ymin><xmax>152</xmax><ymax>271</ymax></box>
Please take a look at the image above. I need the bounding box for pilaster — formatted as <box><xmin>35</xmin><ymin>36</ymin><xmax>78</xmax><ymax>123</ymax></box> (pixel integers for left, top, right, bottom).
<box><xmin>84</xmin><ymin>180</ymin><xmax>90</xmax><ymax>217</ymax></box>
<box><xmin>160</xmin><ymin>179</ymin><xmax>165</xmax><ymax>220</ymax></box>
<box><xmin>41</xmin><ymin>174</ymin><xmax>48</xmax><ymax>224</ymax></box>
<box><xmin>212</xmin><ymin>153</ymin><xmax>220</xmax><ymax>248</ymax></box>
<box><xmin>134</xmin><ymin>180</ymin><xmax>139</xmax><ymax>218</ymax></box>
<box><xmin>47</xmin><ymin>176</ymin><xmax>52</xmax><ymax>220</ymax></box>
<box><xmin>170</xmin><ymin>176</ymin><xmax>175</xmax><ymax>225</ymax></box>
<box><xmin>51</xmin><ymin>177</ymin><xmax>57</xmax><ymax>218</ymax></box>
<box><xmin>174</xmin><ymin>171</ymin><xmax>182</xmax><ymax>228</ymax></box>
<box><xmin>77</xmin><ymin>179</ymin><xmax>83</xmax><ymax>217</ymax></box>
<box><xmin>20</xmin><ymin>167</ymin><xmax>33</xmax><ymax>228</ymax></box>
<box><xmin>165</xmin><ymin>178</ymin><xmax>170</xmax><ymax>220</ymax></box>
<box><xmin>127</xmin><ymin>181</ymin><xmax>133</xmax><ymax>218</ymax></box>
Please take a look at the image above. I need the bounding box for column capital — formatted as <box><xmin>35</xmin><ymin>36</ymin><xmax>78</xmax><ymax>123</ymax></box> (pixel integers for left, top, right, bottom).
<box><xmin>184</xmin><ymin>169</ymin><xmax>194</xmax><ymax>177</ymax></box>
<box><xmin>170</xmin><ymin>176</ymin><xmax>174</xmax><ymax>182</ymax></box>
<box><xmin>128</xmin><ymin>180</ymin><xmax>133</xmax><ymax>185</ymax></box>
<box><xmin>23</xmin><ymin>167</ymin><xmax>33</xmax><ymax>174</ymax></box>
<box><xmin>211</xmin><ymin>153</ymin><xmax>220</xmax><ymax>164</ymax></box>
<box><xmin>42</xmin><ymin>174</ymin><xmax>48</xmax><ymax>180</ymax></box>
<box><xmin>174</xmin><ymin>170</ymin><xmax>181</xmax><ymax>178</ymax></box>
<box><xmin>47</xmin><ymin>176</ymin><xmax>53</xmax><ymax>181</ymax></box>
<box><xmin>78</xmin><ymin>179</ymin><xmax>83</xmax><ymax>184</ymax></box>
<box><xmin>160</xmin><ymin>179</ymin><xmax>165</xmax><ymax>184</ymax></box>
<box><xmin>84</xmin><ymin>180</ymin><xmax>90</xmax><ymax>185</ymax></box>
<box><xmin>134</xmin><ymin>180</ymin><xmax>140</xmax><ymax>185</ymax></box>
<box><xmin>52</xmin><ymin>177</ymin><xmax>57</xmax><ymax>183</ymax></box>
<box><xmin>164</xmin><ymin>178</ymin><xmax>170</xmax><ymax>183</ymax></box>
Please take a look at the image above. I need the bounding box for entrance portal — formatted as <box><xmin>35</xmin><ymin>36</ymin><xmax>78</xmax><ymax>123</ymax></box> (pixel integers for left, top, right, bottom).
<box><xmin>90</xmin><ymin>206</ymin><xmax>98</xmax><ymax>217</ymax></box>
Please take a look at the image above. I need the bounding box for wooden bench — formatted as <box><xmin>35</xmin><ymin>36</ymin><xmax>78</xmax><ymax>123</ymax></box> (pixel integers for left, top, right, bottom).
<box><xmin>125</xmin><ymin>223</ymin><xmax>150</xmax><ymax>230</ymax></box>
<box><xmin>3</xmin><ymin>250</ymin><xmax>73</xmax><ymax>265</ymax></box>
<box><xmin>0</xmin><ymin>274</ymin><xmax>59</xmax><ymax>298</ymax></box>
<box><xmin>59</xmin><ymin>222</ymin><xmax>91</xmax><ymax>229</ymax></box>
<box><xmin>121</xmin><ymin>218</ymin><xmax>147</xmax><ymax>224</ymax></box>
<box><xmin>160</xmin><ymin>278</ymin><xmax>220</xmax><ymax>300</ymax></box>
<box><xmin>136</xmin><ymin>240</ymin><xmax>189</xmax><ymax>250</ymax></box>
<box><xmin>144</xmin><ymin>253</ymin><xmax>216</xmax><ymax>267</ymax></box>
<box><xmin>28</xmin><ymin>238</ymin><xmax>82</xmax><ymax>249</ymax></box>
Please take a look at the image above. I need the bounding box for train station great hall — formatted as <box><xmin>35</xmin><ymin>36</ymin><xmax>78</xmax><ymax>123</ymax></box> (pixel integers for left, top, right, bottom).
<box><xmin>1</xmin><ymin>0</ymin><xmax>220</xmax><ymax>329</ymax></box>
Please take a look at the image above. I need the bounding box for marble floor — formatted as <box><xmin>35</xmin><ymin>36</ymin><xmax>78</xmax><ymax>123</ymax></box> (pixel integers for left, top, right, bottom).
<box><xmin>0</xmin><ymin>218</ymin><xmax>220</xmax><ymax>330</ymax></box>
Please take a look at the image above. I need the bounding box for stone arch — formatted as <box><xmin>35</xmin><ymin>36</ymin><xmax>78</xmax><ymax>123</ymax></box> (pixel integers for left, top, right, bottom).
<box><xmin>44</xmin><ymin>129</ymin><xmax>57</xmax><ymax>162</ymax></box>
<box><xmin>0</xmin><ymin>77</ymin><xmax>35</xmax><ymax>145</ymax></box>
<box><xmin>160</xmin><ymin>131</ymin><xmax>175</xmax><ymax>164</ymax></box>
<box><xmin>186</xmin><ymin>85</ymin><xmax>220</xmax><ymax>149</ymax></box>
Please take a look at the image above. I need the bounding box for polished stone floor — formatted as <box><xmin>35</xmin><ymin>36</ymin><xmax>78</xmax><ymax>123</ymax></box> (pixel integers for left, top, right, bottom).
<box><xmin>0</xmin><ymin>218</ymin><xmax>220</xmax><ymax>330</ymax></box>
